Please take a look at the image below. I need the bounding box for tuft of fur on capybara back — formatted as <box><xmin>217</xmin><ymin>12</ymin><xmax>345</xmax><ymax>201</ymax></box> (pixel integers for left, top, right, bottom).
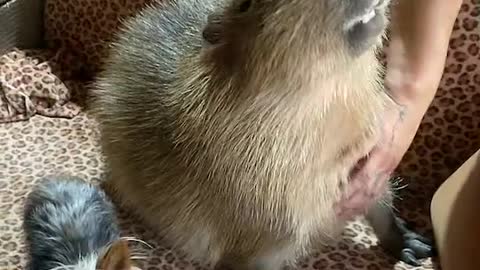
<box><xmin>90</xmin><ymin>0</ymin><xmax>396</xmax><ymax>269</ymax></box>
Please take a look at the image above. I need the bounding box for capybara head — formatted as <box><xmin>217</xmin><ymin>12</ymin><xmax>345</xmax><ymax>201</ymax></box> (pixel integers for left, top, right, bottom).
<box><xmin>202</xmin><ymin>0</ymin><xmax>390</xmax><ymax>93</ymax></box>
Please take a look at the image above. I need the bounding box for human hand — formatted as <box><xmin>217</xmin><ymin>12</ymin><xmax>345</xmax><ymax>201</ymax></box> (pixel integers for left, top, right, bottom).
<box><xmin>334</xmin><ymin>97</ymin><xmax>426</xmax><ymax>219</ymax></box>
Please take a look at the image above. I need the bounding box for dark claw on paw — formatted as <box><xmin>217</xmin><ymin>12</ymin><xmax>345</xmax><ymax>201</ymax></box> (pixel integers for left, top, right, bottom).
<box><xmin>395</xmin><ymin>217</ymin><xmax>436</xmax><ymax>266</ymax></box>
<box><xmin>400</xmin><ymin>248</ymin><xmax>421</xmax><ymax>266</ymax></box>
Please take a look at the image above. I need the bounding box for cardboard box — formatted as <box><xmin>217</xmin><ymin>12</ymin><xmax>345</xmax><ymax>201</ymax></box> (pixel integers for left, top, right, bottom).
<box><xmin>0</xmin><ymin>0</ymin><xmax>45</xmax><ymax>54</ymax></box>
<box><xmin>431</xmin><ymin>149</ymin><xmax>480</xmax><ymax>269</ymax></box>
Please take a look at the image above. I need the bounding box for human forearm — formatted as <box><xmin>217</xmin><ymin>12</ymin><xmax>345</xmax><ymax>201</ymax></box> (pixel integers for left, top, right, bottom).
<box><xmin>386</xmin><ymin>0</ymin><xmax>463</xmax><ymax>104</ymax></box>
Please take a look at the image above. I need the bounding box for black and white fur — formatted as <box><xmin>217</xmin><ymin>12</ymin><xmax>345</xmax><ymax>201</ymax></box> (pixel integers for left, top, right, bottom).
<box><xmin>23</xmin><ymin>176</ymin><xmax>121</xmax><ymax>270</ymax></box>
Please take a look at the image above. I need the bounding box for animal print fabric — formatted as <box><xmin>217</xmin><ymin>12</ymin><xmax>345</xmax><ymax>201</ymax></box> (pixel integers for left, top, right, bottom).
<box><xmin>0</xmin><ymin>0</ymin><xmax>479</xmax><ymax>269</ymax></box>
<box><xmin>0</xmin><ymin>49</ymin><xmax>82</xmax><ymax>123</ymax></box>
<box><xmin>43</xmin><ymin>0</ymin><xmax>157</xmax><ymax>77</ymax></box>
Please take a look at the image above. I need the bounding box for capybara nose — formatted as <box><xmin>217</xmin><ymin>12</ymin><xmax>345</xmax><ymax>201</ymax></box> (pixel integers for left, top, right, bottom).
<box><xmin>343</xmin><ymin>0</ymin><xmax>390</xmax><ymax>56</ymax></box>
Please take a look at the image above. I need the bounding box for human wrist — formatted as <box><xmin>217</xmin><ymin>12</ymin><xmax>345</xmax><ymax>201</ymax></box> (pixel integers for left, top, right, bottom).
<box><xmin>389</xmin><ymin>84</ymin><xmax>437</xmax><ymax>130</ymax></box>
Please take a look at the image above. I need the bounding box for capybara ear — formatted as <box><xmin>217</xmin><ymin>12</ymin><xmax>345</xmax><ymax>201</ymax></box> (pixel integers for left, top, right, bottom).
<box><xmin>203</xmin><ymin>13</ymin><xmax>225</xmax><ymax>44</ymax></box>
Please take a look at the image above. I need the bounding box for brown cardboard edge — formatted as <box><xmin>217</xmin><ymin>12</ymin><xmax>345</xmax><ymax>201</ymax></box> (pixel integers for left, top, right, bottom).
<box><xmin>0</xmin><ymin>0</ymin><xmax>46</xmax><ymax>55</ymax></box>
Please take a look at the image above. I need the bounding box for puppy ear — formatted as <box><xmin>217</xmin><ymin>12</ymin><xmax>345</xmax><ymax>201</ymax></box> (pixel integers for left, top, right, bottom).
<box><xmin>99</xmin><ymin>240</ymin><xmax>139</xmax><ymax>270</ymax></box>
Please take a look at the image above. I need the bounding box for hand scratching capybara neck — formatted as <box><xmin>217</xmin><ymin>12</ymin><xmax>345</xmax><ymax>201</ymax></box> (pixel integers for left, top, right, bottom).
<box><xmin>91</xmin><ymin>0</ymin><xmax>431</xmax><ymax>269</ymax></box>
